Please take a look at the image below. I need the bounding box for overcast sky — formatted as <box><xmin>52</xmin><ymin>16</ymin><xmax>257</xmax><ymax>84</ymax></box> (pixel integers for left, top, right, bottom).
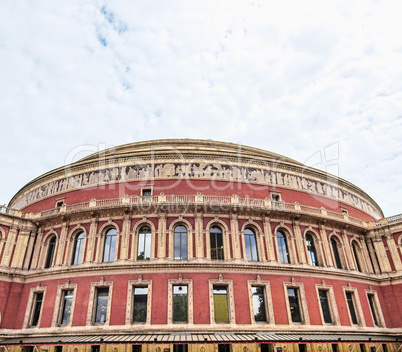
<box><xmin>1</xmin><ymin>1</ymin><xmax>402</xmax><ymax>217</ymax></box>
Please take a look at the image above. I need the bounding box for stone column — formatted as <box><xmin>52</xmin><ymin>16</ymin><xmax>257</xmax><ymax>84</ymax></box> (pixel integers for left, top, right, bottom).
<box><xmin>341</xmin><ymin>230</ymin><xmax>352</xmax><ymax>270</ymax></box>
<box><xmin>372</xmin><ymin>236</ymin><xmax>392</xmax><ymax>273</ymax></box>
<box><xmin>84</xmin><ymin>216</ymin><xmax>98</xmax><ymax>264</ymax></box>
<box><xmin>230</xmin><ymin>214</ymin><xmax>241</xmax><ymax>259</ymax></box>
<box><xmin>319</xmin><ymin>224</ymin><xmax>333</xmax><ymax>267</ymax></box>
<box><xmin>157</xmin><ymin>213</ymin><xmax>167</xmax><ymax>259</ymax></box>
<box><xmin>120</xmin><ymin>213</ymin><xmax>131</xmax><ymax>260</ymax></box>
<box><xmin>194</xmin><ymin>213</ymin><xmax>204</xmax><ymax>259</ymax></box>
<box><xmin>384</xmin><ymin>230</ymin><xmax>402</xmax><ymax>271</ymax></box>
<box><xmin>293</xmin><ymin>220</ymin><xmax>307</xmax><ymax>264</ymax></box>
<box><xmin>1</xmin><ymin>226</ymin><xmax>19</xmax><ymax>267</ymax></box>
<box><xmin>11</xmin><ymin>228</ymin><xmax>32</xmax><ymax>269</ymax></box>
<box><xmin>263</xmin><ymin>217</ymin><xmax>276</xmax><ymax>262</ymax></box>
<box><xmin>22</xmin><ymin>231</ymin><xmax>37</xmax><ymax>270</ymax></box>
<box><xmin>365</xmin><ymin>236</ymin><xmax>381</xmax><ymax>274</ymax></box>
<box><xmin>360</xmin><ymin>234</ymin><xmax>374</xmax><ymax>273</ymax></box>
<box><xmin>30</xmin><ymin>228</ymin><xmax>44</xmax><ymax>269</ymax></box>
<box><xmin>56</xmin><ymin>220</ymin><xmax>69</xmax><ymax>266</ymax></box>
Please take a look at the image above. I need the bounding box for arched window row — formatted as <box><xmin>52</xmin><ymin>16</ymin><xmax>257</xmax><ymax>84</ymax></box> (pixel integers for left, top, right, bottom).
<box><xmin>37</xmin><ymin>222</ymin><xmax>371</xmax><ymax>272</ymax></box>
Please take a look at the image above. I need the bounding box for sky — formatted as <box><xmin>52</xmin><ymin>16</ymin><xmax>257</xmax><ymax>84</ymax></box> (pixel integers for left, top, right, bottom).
<box><xmin>1</xmin><ymin>1</ymin><xmax>402</xmax><ymax>217</ymax></box>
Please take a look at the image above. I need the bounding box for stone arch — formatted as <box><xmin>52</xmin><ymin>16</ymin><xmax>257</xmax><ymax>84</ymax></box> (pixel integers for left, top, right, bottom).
<box><xmin>67</xmin><ymin>225</ymin><xmax>87</xmax><ymax>266</ymax></box>
<box><xmin>303</xmin><ymin>228</ymin><xmax>324</xmax><ymax>266</ymax></box>
<box><xmin>97</xmin><ymin>221</ymin><xmax>120</xmax><ymax>263</ymax></box>
<box><xmin>241</xmin><ymin>221</ymin><xmax>264</xmax><ymax>262</ymax></box>
<box><xmin>273</xmin><ymin>224</ymin><xmax>296</xmax><ymax>264</ymax></box>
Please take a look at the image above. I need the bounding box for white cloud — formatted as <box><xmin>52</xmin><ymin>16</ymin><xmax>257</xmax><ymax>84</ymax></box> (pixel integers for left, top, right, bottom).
<box><xmin>1</xmin><ymin>0</ymin><xmax>402</xmax><ymax>216</ymax></box>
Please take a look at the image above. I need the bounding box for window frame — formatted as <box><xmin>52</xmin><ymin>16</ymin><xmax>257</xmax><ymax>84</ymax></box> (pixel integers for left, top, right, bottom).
<box><xmin>343</xmin><ymin>285</ymin><xmax>365</xmax><ymax>327</ymax></box>
<box><xmin>247</xmin><ymin>278</ymin><xmax>274</xmax><ymax>325</ymax></box>
<box><xmin>86</xmin><ymin>278</ymin><xmax>113</xmax><ymax>326</ymax></box>
<box><xmin>330</xmin><ymin>235</ymin><xmax>346</xmax><ymax>269</ymax></box>
<box><xmin>44</xmin><ymin>235</ymin><xmax>57</xmax><ymax>269</ymax></box>
<box><xmin>209</xmin><ymin>277</ymin><xmax>235</xmax><ymax>324</ymax></box>
<box><xmin>209</xmin><ymin>225</ymin><xmax>225</xmax><ymax>260</ymax></box>
<box><xmin>137</xmin><ymin>225</ymin><xmax>152</xmax><ymax>261</ymax></box>
<box><xmin>351</xmin><ymin>239</ymin><xmax>365</xmax><ymax>273</ymax></box>
<box><xmin>168</xmin><ymin>277</ymin><xmax>193</xmax><ymax>324</ymax></box>
<box><xmin>283</xmin><ymin>279</ymin><xmax>309</xmax><ymax>325</ymax></box>
<box><xmin>276</xmin><ymin>229</ymin><xmax>291</xmax><ymax>264</ymax></box>
<box><xmin>305</xmin><ymin>232</ymin><xmax>321</xmax><ymax>267</ymax></box>
<box><xmin>23</xmin><ymin>285</ymin><xmax>47</xmax><ymax>328</ymax></box>
<box><xmin>126</xmin><ymin>277</ymin><xmax>152</xmax><ymax>325</ymax></box>
<box><xmin>243</xmin><ymin>227</ymin><xmax>259</xmax><ymax>262</ymax></box>
<box><xmin>71</xmin><ymin>231</ymin><xmax>85</xmax><ymax>265</ymax></box>
<box><xmin>102</xmin><ymin>227</ymin><xmax>117</xmax><ymax>263</ymax></box>
<box><xmin>52</xmin><ymin>281</ymin><xmax>78</xmax><ymax>327</ymax></box>
<box><xmin>173</xmin><ymin>225</ymin><xmax>189</xmax><ymax>260</ymax></box>
<box><xmin>315</xmin><ymin>282</ymin><xmax>340</xmax><ymax>326</ymax></box>
<box><xmin>365</xmin><ymin>288</ymin><xmax>385</xmax><ymax>327</ymax></box>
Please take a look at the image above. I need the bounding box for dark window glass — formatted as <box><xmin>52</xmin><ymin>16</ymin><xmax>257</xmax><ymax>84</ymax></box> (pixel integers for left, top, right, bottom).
<box><xmin>213</xmin><ymin>285</ymin><xmax>229</xmax><ymax>323</ymax></box>
<box><xmin>60</xmin><ymin>290</ymin><xmax>74</xmax><ymax>325</ymax></box>
<box><xmin>132</xmin><ymin>346</ymin><xmax>142</xmax><ymax>352</ymax></box>
<box><xmin>72</xmin><ymin>232</ymin><xmax>85</xmax><ymax>265</ymax></box>
<box><xmin>94</xmin><ymin>287</ymin><xmax>109</xmax><ymax>324</ymax></box>
<box><xmin>56</xmin><ymin>346</ymin><xmax>63</xmax><ymax>352</ymax></box>
<box><xmin>360</xmin><ymin>345</ymin><xmax>366</xmax><ymax>352</ymax></box>
<box><xmin>346</xmin><ymin>292</ymin><xmax>358</xmax><ymax>325</ymax></box>
<box><xmin>174</xmin><ymin>226</ymin><xmax>188</xmax><ymax>260</ymax></box>
<box><xmin>31</xmin><ymin>292</ymin><xmax>43</xmax><ymax>326</ymax></box>
<box><xmin>382</xmin><ymin>345</ymin><xmax>388</xmax><ymax>352</ymax></box>
<box><xmin>331</xmin><ymin>345</ymin><xmax>339</xmax><ymax>352</ymax></box>
<box><xmin>173</xmin><ymin>345</ymin><xmax>188</xmax><ymax>352</ymax></box>
<box><xmin>45</xmin><ymin>237</ymin><xmax>56</xmax><ymax>268</ymax></box>
<box><xmin>103</xmin><ymin>228</ymin><xmax>117</xmax><ymax>262</ymax></box>
<box><xmin>244</xmin><ymin>228</ymin><xmax>258</xmax><ymax>261</ymax></box>
<box><xmin>272</xmin><ymin>194</ymin><xmax>280</xmax><ymax>202</ymax></box>
<box><xmin>260</xmin><ymin>345</ymin><xmax>275</xmax><ymax>352</ymax></box>
<box><xmin>142</xmin><ymin>189</ymin><xmax>151</xmax><ymax>196</ymax></box>
<box><xmin>319</xmin><ymin>290</ymin><xmax>332</xmax><ymax>324</ymax></box>
<box><xmin>210</xmin><ymin>226</ymin><xmax>224</xmax><ymax>260</ymax></box>
<box><xmin>137</xmin><ymin>226</ymin><xmax>151</xmax><ymax>260</ymax></box>
<box><xmin>299</xmin><ymin>345</ymin><xmax>307</xmax><ymax>352</ymax></box>
<box><xmin>133</xmin><ymin>287</ymin><xmax>148</xmax><ymax>323</ymax></box>
<box><xmin>91</xmin><ymin>346</ymin><xmax>100</xmax><ymax>352</ymax></box>
<box><xmin>331</xmin><ymin>237</ymin><xmax>342</xmax><ymax>269</ymax></box>
<box><xmin>173</xmin><ymin>285</ymin><xmax>188</xmax><ymax>323</ymax></box>
<box><xmin>218</xmin><ymin>345</ymin><xmax>231</xmax><ymax>352</ymax></box>
<box><xmin>252</xmin><ymin>286</ymin><xmax>267</xmax><ymax>322</ymax></box>
<box><xmin>368</xmin><ymin>294</ymin><xmax>379</xmax><ymax>326</ymax></box>
<box><xmin>352</xmin><ymin>243</ymin><xmax>362</xmax><ymax>272</ymax></box>
<box><xmin>306</xmin><ymin>233</ymin><xmax>318</xmax><ymax>266</ymax></box>
<box><xmin>277</xmin><ymin>231</ymin><xmax>290</xmax><ymax>264</ymax></box>
<box><xmin>287</xmin><ymin>288</ymin><xmax>302</xmax><ymax>323</ymax></box>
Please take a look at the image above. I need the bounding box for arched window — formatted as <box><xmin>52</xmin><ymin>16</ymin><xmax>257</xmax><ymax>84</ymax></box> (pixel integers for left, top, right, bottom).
<box><xmin>277</xmin><ymin>230</ymin><xmax>290</xmax><ymax>264</ymax></box>
<box><xmin>210</xmin><ymin>226</ymin><xmax>224</xmax><ymax>260</ymax></box>
<box><xmin>306</xmin><ymin>233</ymin><xmax>318</xmax><ymax>266</ymax></box>
<box><xmin>352</xmin><ymin>242</ymin><xmax>362</xmax><ymax>272</ymax></box>
<box><xmin>137</xmin><ymin>226</ymin><xmax>151</xmax><ymax>260</ymax></box>
<box><xmin>331</xmin><ymin>237</ymin><xmax>342</xmax><ymax>269</ymax></box>
<box><xmin>174</xmin><ymin>225</ymin><xmax>188</xmax><ymax>260</ymax></box>
<box><xmin>71</xmin><ymin>231</ymin><xmax>85</xmax><ymax>265</ymax></box>
<box><xmin>45</xmin><ymin>236</ymin><xmax>56</xmax><ymax>268</ymax></box>
<box><xmin>244</xmin><ymin>228</ymin><xmax>258</xmax><ymax>261</ymax></box>
<box><xmin>103</xmin><ymin>228</ymin><xmax>117</xmax><ymax>262</ymax></box>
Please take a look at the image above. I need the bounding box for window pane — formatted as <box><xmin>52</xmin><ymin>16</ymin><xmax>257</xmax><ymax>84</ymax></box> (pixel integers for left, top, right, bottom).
<box><xmin>137</xmin><ymin>226</ymin><xmax>151</xmax><ymax>260</ymax></box>
<box><xmin>252</xmin><ymin>286</ymin><xmax>267</xmax><ymax>322</ymax></box>
<box><xmin>31</xmin><ymin>292</ymin><xmax>43</xmax><ymax>326</ymax></box>
<box><xmin>45</xmin><ymin>237</ymin><xmax>56</xmax><ymax>268</ymax></box>
<box><xmin>174</xmin><ymin>226</ymin><xmax>188</xmax><ymax>260</ymax></box>
<box><xmin>319</xmin><ymin>290</ymin><xmax>332</xmax><ymax>324</ymax></box>
<box><xmin>103</xmin><ymin>228</ymin><xmax>116</xmax><ymax>262</ymax></box>
<box><xmin>72</xmin><ymin>232</ymin><xmax>85</xmax><ymax>265</ymax></box>
<box><xmin>173</xmin><ymin>285</ymin><xmax>188</xmax><ymax>322</ymax></box>
<box><xmin>277</xmin><ymin>231</ymin><xmax>289</xmax><ymax>264</ymax></box>
<box><xmin>346</xmin><ymin>292</ymin><xmax>358</xmax><ymax>324</ymax></box>
<box><xmin>352</xmin><ymin>243</ymin><xmax>362</xmax><ymax>272</ymax></box>
<box><xmin>210</xmin><ymin>226</ymin><xmax>224</xmax><ymax>260</ymax></box>
<box><xmin>95</xmin><ymin>288</ymin><xmax>109</xmax><ymax>324</ymax></box>
<box><xmin>133</xmin><ymin>287</ymin><xmax>148</xmax><ymax>323</ymax></box>
<box><xmin>173</xmin><ymin>345</ymin><xmax>188</xmax><ymax>352</ymax></box>
<box><xmin>331</xmin><ymin>238</ymin><xmax>342</xmax><ymax>269</ymax></box>
<box><xmin>60</xmin><ymin>290</ymin><xmax>74</xmax><ymax>325</ymax></box>
<box><xmin>368</xmin><ymin>294</ymin><xmax>379</xmax><ymax>326</ymax></box>
<box><xmin>245</xmin><ymin>228</ymin><xmax>258</xmax><ymax>262</ymax></box>
<box><xmin>306</xmin><ymin>234</ymin><xmax>318</xmax><ymax>266</ymax></box>
<box><xmin>213</xmin><ymin>286</ymin><xmax>229</xmax><ymax>323</ymax></box>
<box><xmin>287</xmin><ymin>288</ymin><xmax>302</xmax><ymax>322</ymax></box>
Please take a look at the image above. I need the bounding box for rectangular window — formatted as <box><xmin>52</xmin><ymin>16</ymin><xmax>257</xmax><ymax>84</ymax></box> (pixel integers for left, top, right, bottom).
<box><xmin>367</xmin><ymin>294</ymin><xmax>379</xmax><ymax>326</ymax></box>
<box><xmin>173</xmin><ymin>345</ymin><xmax>188</xmax><ymax>352</ymax></box>
<box><xmin>213</xmin><ymin>285</ymin><xmax>229</xmax><ymax>323</ymax></box>
<box><xmin>94</xmin><ymin>287</ymin><xmax>109</xmax><ymax>324</ymax></box>
<box><xmin>252</xmin><ymin>286</ymin><xmax>267</xmax><ymax>322</ymax></box>
<box><xmin>91</xmin><ymin>346</ymin><xmax>100</xmax><ymax>352</ymax></box>
<box><xmin>133</xmin><ymin>287</ymin><xmax>148</xmax><ymax>323</ymax></box>
<box><xmin>173</xmin><ymin>285</ymin><xmax>188</xmax><ymax>323</ymax></box>
<box><xmin>299</xmin><ymin>345</ymin><xmax>306</xmax><ymax>352</ymax></box>
<box><xmin>346</xmin><ymin>292</ymin><xmax>358</xmax><ymax>325</ymax></box>
<box><xmin>60</xmin><ymin>290</ymin><xmax>74</xmax><ymax>325</ymax></box>
<box><xmin>31</xmin><ymin>292</ymin><xmax>44</xmax><ymax>327</ymax></box>
<box><xmin>319</xmin><ymin>290</ymin><xmax>332</xmax><ymax>324</ymax></box>
<box><xmin>287</xmin><ymin>288</ymin><xmax>302</xmax><ymax>323</ymax></box>
<box><xmin>210</xmin><ymin>231</ymin><xmax>224</xmax><ymax>260</ymax></box>
<box><xmin>132</xmin><ymin>346</ymin><xmax>142</xmax><ymax>352</ymax></box>
<box><xmin>56</xmin><ymin>346</ymin><xmax>63</xmax><ymax>352</ymax></box>
<box><xmin>331</xmin><ymin>345</ymin><xmax>339</xmax><ymax>352</ymax></box>
<box><xmin>260</xmin><ymin>345</ymin><xmax>275</xmax><ymax>352</ymax></box>
<box><xmin>218</xmin><ymin>345</ymin><xmax>231</xmax><ymax>352</ymax></box>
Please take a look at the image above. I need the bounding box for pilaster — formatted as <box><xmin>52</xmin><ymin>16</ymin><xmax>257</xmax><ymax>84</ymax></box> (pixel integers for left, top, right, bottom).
<box><xmin>263</xmin><ymin>217</ymin><xmax>276</xmax><ymax>262</ymax></box>
<box><xmin>293</xmin><ymin>220</ymin><xmax>307</xmax><ymax>264</ymax></box>
<box><xmin>319</xmin><ymin>224</ymin><xmax>333</xmax><ymax>267</ymax></box>
<box><xmin>157</xmin><ymin>213</ymin><xmax>166</xmax><ymax>259</ymax></box>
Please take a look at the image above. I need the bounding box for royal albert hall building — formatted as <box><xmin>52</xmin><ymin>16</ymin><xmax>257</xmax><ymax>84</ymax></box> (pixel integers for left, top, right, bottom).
<box><xmin>0</xmin><ymin>140</ymin><xmax>401</xmax><ymax>352</ymax></box>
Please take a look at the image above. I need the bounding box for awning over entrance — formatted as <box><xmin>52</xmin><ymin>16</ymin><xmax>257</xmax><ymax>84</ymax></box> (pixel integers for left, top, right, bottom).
<box><xmin>1</xmin><ymin>333</ymin><xmax>401</xmax><ymax>345</ymax></box>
